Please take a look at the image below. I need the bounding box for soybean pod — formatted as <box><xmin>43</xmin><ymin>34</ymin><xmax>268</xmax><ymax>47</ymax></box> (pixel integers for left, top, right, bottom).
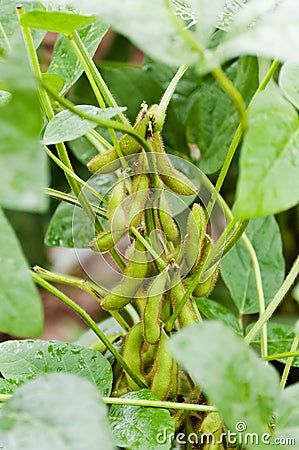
<box><xmin>143</xmin><ymin>270</ymin><xmax>168</xmax><ymax>345</ymax></box>
<box><xmin>158</xmin><ymin>189</ymin><xmax>178</xmax><ymax>242</ymax></box>
<box><xmin>89</xmin><ymin>228</ymin><xmax>126</xmax><ymax>253</ymax></box>
<box><xmin>101</xmin><ymin>240</ymin><xmax>148</xmax><ymax>310</ymax></box>
<box><xmin>171</xmin><ymin>271</ymin><xmax>200</xmax><ymax>327</ymax></box>
<box><xmin>122</xmin><ymin>322</ymin><xmax>147</xmax><ymax>390</ymax></box>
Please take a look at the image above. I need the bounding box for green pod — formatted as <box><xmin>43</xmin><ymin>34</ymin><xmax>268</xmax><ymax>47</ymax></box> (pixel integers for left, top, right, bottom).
<box><xmin>166</xmin><ymin>357</ymin><xmax>179</xmax><ymax>400</ymax></box>
<box><xmin>89</xmin><ymin>228</ymin><xmax>126</xmax><ymax>253</ymax></box>
<box><xmin>183</xmin><ymin>203</ymin><xmax>207</xmax><ymax>269</ymax></box>
<box><xmin>122</xmin><ymin>322</ymin><xmax>147</xmax><ymax>391</ymax></box>
<box><xmin>150</xmin><ymin>331</ymin><xmax>175</xmax><ymax>400</ymax></box>
<box><xmin>143</xmin><ymin>270</ymin><xmax>167</xmax><ymax>345</ymax></box>
<box><xmin>108</xmin><ymin>179</ymin><xmax>128</xmax><ymax>231</ymax></box>
<box><xmin>87</xmin><ymin>103</ymin><xmax>149</xmax><ymax>174</ymax></box>
<box><xmin>158</xmin><ymin>190</ymin><xmax>178</xmax><ymax>241</ymax></box>
<box><xmin>193</xmin><ymin>266</ymin><xmax>219</xmax><ymax>297</ymax></box>
<box><xmin>141</xmin><ymin>342</ymin><xmax>157</xmax><ymax>377</ymax></box>
<box><xmin>171</xmin><ymin>273</ymin><xmax>199</xmax><ymax>328</ymax></box>
<box><xmin>101</xmin><ymin>240</ymin><xmax>148</xmax><ymax>310</ymax></box>
<box><xmin>128</xmin><ymin>173</ymin><xmax>150</xmax><ymax>227</ymax></box>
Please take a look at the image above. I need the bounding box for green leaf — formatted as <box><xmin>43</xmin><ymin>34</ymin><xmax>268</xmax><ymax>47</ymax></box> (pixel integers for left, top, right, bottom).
<box><xmin>41</xmin><ymin>73</ymin><xmax>65</xmax><ymax>97</ymax></box>
<box><xmin>0</xmin><ymin>31</ymin><xmax>48</xmax><ymax>213</ymax></box>
<box><xmin>276</xmin><ymin>383</ymin><xmax>299</xmax><ymax>439</ymax></box>
<box><xmin>279</xmin><ymin>62</ymin><xmax>299</xmax><ymax>110</ymax></box>
<box><xmin>252</xmin><ymin>322</ymin><xmax>299</xmax><ymax>368</ymax></box>
<box><xmin>42</xmin><ymin>105</ymin><xmax>126</xmax><ymax>145</ymax></box>
<box><xmin>0</xmin><ymin>379</ymin><xmax>21</xmax><ymax>395</ymax></box>
<box><xmin>0</xmin><ymin>340</ymin><xmax>113</xmax><ymax>396</ymax></box>
<box><xmin>189</xmin><ymin>0</ymin><xmax>226</xmax><ymax>45</ymax></box>
<box><xmin>186</xmin><ymin>56</ymin><xmax>258</xmax><ymax>173</ymax></box>
<box><xmin>49</xmin><ymin>0</ymin><xmax>198</xmax><ymax>67</ymax></box>
<box><xmin>48</xmin><ymin>18</ymin><xmax>109</xmax><ymax>93</ymax></box>
<box><xmin>0</xmin><ymin>373</ymin><xmax>115</xmax><ymax>450</ymax></box>
<box><xmin>0</xmin><ymin>1</ymin><xmax>45</xmax><ymax>49</ymax></box>
<box><xmin>169</xmin><ymin>321</ymin><xmax>280</xmax><ymax>436</ymax></box>
<box><xmin>234</xmin><ymin>91</ymin><xmax>299</xmax><ymax>218</ymax></box>
<box><xmin>221</xmin><ymin>216</ymin><xmax>285</xmax><ymax>314</ymax></box>
<box><xmin>195</xmin><ymin>297</ymin><xmax>243</xmax><ymax>335</ymax></box>
<box><xmin>212</xmin><ymin>0</ymin><xmax>299</xmax><ymax>68</ymax></box>
<box><xmin>20</xmin><ymin>10</ymin><xmax>96</xmax><ymax>33</ymax></box>
<box><xmin>0</xmin><ymin>90</ymin><xmax>11</xmax><ymax>105</ymax></box>
<box><xmin>0</xmin><ymin>208</ymin><xmax>43</xmax><ymax>336</ymax></box>
<box><xmin>74</xmin><ymin>317</ymin><xmax>123</xmax><ymax>347</ymax></box>
<box><xmin>45</xmin><ymin>175</ymin><xmax>114</xmax><ymax>248</ymax></box>
<box><xmin>218</xmin><ymin>0</ymin><xmax>248</xmax><ymax>31</ymax></box>
<box><xmin>109</xmin><ymin>389</ymin><xmax>175</xmax><ymax>450</ymax></box>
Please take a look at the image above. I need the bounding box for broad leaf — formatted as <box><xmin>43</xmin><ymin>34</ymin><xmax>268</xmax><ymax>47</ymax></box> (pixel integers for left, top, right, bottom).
<box><xmin>276</xmin><ymin>383</ymin><xmax>299</xmax><ymax>440</ymax></box>
<box><xmin>74</xmin><ymin>317</ymin><xmax>123</xmax><ymax>347</ymax></box>
<box><xmin>251</xmin><ymin>322</ymin><xmax>299</xmax><ymax>368</ymax></box>
<box><xmin>211</xmin><ymin>0</ymin><xmax>299</xmax><ymax>68</ymax></box>
<box><xmin>43</xmin><ymin>105</ymin><xmax>126</xmax><ymax>145</ymax></box>
<box><xmin>169</xmin><ymin>321</ymin><xmax>280</xmax><ymax>436</ymax></box>
<box><xmin>234</xmin><ymin>91</ymin><xmax>299</xmax><ymax>218</ymax></box>
<box><xmin>48</xmin><ymin>18</ymin><xmax>109</xmax><ymax>93</ymax></box>
<box><xmin>0</xmin><ymin>340</ymin><xmax>113</xmax><ymax>396</ymax></box>
<box><xmin>48</xmin><ymin>0</ymin><xmax>198</xmax><ymax>67</ymax></box>
<box><xmin>218</xmin><ymin>0</ymin><xmax>248</xmax><ymax>31</ymax></box>
<box><xmin>0</xmin><ymin>32</ymin><xmax>48</xmax><ymax>212</ymax></box>
<box><xmin>0</xmin><ymin>209</ymin><xmax>43</xmax><ymax>336</ymax></box>
<box><xmin>186</xmin><ymin>56</ymin><xmax>258</xmax><ymax>173</ymax></box>
<box><xmin>195</xmin><ymin>297</ymin><xmax>242</xmax><ymax>335</ymax></box>
<box><xmin>221</xmin><ymin>216</ymin><xmax>284</xmax><ymax>314</ymax></box>
<box><xmin>0</xmin><ymin>373</ymin><xmax>115</xmax><ymax>450</ymax></box>
<box><xmin>45</xmin><ymin>174</ymin><xmax>114</xmax><ymax>248</ymax></box>
<box><xmin>109</xmin><ymin>389</ymin><xmax>174</xmax><ymax>450</ymax></box>
<box><xmin>189</xmin><ymin>0</ymin><xmax>226</xmax><ymax>45</ymax></box>
<box><xmin>20</xmin><ymin>10</ymin><xmax>96</xmax><ymax>33</ymax></box>
<box><xmin>279</xmin><ymin>62</ymin><xmax>299</xmax><ymax>110</ymax></box>
<box><xmin>0</xmin><ymin>379</ymin><xmax>21</xmax><ymax>395</ymax></box>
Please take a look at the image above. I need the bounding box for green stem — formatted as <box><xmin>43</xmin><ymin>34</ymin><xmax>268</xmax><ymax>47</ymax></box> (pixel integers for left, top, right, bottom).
<box><xmin>245</xmin><ymin>254</ymin><xmax>299</xmax><ymax>345</ymax></box>
<box><xmin>86</xmin><ymin>129</ymin><xmax>112</xmax><ymax>151</ymax></box>
<box><xmin>44</xmin><ymin>146</ymin><xmax>107</xmax><ymax>205</ymax></box>
<box><xmin>159</xmin><ymin>64</ymin><xmax>189</xmax><ymax>116</ymax></box>
<box><xmin>45</xmin><ymin>188</ymin><xmax>108</xmax><ymax>219</ymax></box>
<box><xmin>32</xmin><ymin>273</ymin><xmax>147</xmax><ymax>389</ymax></box>
<box><xmin>102</xmin><ymin>397</ymin><xmax>217</xmax><ymax>412</ymax></box>
<box><xmin>222</xmin><ymin>220</ymin><xmax>249</xmax><ymax>256</ymax></box>
<box><xmin>263</xmin><ymin>351</ymin><xmax>299</xmax><ymax>361</ymax></box>
<box><xmin>41</xmin><ymin>81</ymin><xmax>152</xmax><ymax>154</ymax></box>
<box><xmin>280</xmin><ymin>334</ymin><xmax>299</xmax><ymax>390</ymax></box>
<box><xmin>72</xmin><ymin>30</ymin><xmax>130</xmax><ymax>126</ymax></box>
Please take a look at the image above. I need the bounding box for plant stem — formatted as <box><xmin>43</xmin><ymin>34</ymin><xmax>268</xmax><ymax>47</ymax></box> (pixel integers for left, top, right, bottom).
<box><xmin>280</xmin><ymin>333</ymin><xmax>299</xmax><ymax>390</ymax></box>
<box><xmin>222</xmin><ymin>220</ymin><xmax>249</xmax><ymax>256</ymax></box>
<box><xmin>159</xmin><ymin>64</ymin><xmax>189</xmax><ymax>115</ymax></box>
<box><xmin>72</xmin><ymin>30</ymin><xmax>130</xmax><ymax>126</ymax></box>
<box><xmin>41</xmin><ymin>81</ymin><xmax>152</xmax><ymax>154</ymax></box>
<box><xmin>263</xmin><ymin>351</ymin><xmax>299</xmax><ymax>361</ymax></box>
<box><xmin>32</xmin><ymin>273</ymin><xmax>147</xmax><ymax>389</ymax></box>
<box><xmin>130</xmin><ymin>225</ymin><xmax>167</xmax><ymax>271</ymax></box>
<box><xmin>17</xmin><ymin>6</ymin><xmax>97</xmax><ymax>227</ymax></box>
<box><xmin>102</xmin><ymin>397</ymin><xmax>217</xmax><ymax>412</ymax></box>
<box><xmin>245</xmin><ymin>254</ymin><xmax>299</xmax><ymax>345</ymax></box>
<box><xmin>45</xmin><ymin>188</ymin><xmax>108</xmax><ymax>219</ymax></box>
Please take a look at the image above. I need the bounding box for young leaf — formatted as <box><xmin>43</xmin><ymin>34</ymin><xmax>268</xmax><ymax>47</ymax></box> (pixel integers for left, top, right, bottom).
<box><xmin>279</xmin><ymin>62</ymin><xmax>299</xmax><ymax>110</ymax></box>
<box><xmin>221</xmin><ymin>216</ymin><xmax>285</xmax><ymax>315</ymax></box>
<box><xmin>42</xmin><ymin>105</ymin><xmax>126</xmax><ymax>145</ymax></box>
<box><xmin>169</xmin><ymin>321</ymin><xmax>280</xmax><ymax>436</ymax></box>
<box><xmin>0</xmin><ymin>32</ymin><xmax>48</xmax><ymax>212</ymax></box>
<box><xmin>0</xmin><ymin>340</ymin><xmax>113</xmax><ymax>396</ymax></box>
<box><xmin>0</xmin><ymin>373</ymin><xmax>115</xmax><ymax>450</ymax></box>
<box><xmin>0</xmin><ymin>208</ymin><xmax>43</xmax><ymax>336</ymax></box>
<box><xmin>48</xmin><ymin>18</ymin><xmax>109</xmax><ymax>94</ymax></box>
<box><xmin>20</xmin><ymin>10</ymin><xmax>96</xmax><ymax>33</ymax></box>
<box><xmin>234</xmin><ymin>91</ymin><xmax>299</xmax><ymax>218</ymax></box>
<box><xmin>109</xmin><ymin>389</ymin><xmax>175</xmax><ymax>450</ymax></box>
<box><xmin>186</xmin><ymin>56</ymin><xmax>258</xmax><ymax>174</ymax></box>
<box><xmin>195</xmin><ymin>297</ymin><xmax>243</xmax><ymax>335</ymax></box>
